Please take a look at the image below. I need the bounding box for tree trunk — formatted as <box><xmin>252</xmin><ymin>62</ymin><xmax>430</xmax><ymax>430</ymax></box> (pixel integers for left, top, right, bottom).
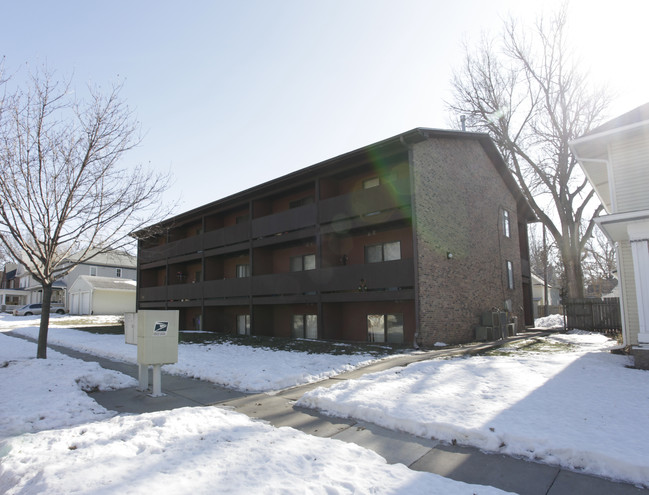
<box><xmin>562</xmin><ymin>247</ymin><xmax>585</xmax><ymax>299</ymax></box>
<box><xmin>37</xmin><ymin>283</ymin><xmax>53</xmax><ymax>359</ymax></box>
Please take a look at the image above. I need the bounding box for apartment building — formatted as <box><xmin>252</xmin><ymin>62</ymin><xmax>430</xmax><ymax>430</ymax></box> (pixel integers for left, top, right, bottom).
<box><xmin>135</xmin><ymin>128</ymin><xmax>535</xmax><ymax>346</ymax></box>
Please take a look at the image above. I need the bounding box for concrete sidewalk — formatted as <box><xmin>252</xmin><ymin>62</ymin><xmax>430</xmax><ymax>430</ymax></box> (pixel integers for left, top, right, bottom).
<box><xmin>21</xmin><ymin>334</ymin><xmax>649</xmax><ymax>495</ymax></box>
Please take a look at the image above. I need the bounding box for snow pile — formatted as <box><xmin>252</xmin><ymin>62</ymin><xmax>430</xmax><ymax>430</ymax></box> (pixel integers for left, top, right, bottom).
<box><xmin>534</xmin><ymin>313</ymin><xmax>565</xmax><ymax>329</ymax></box>
<box><xmin>0</xmin><ymin>333</ymin><xmax>137</xmax><ymax>440</ymax></box>
<box><xmin>7</xmin><ymin>322</ymin><xmax>382</xmax><ymax>392</ymax></box>
<box><xmin>298</xmin><ymin>332</ymin><xmax>649</xmax><ymax>487</ymax></box>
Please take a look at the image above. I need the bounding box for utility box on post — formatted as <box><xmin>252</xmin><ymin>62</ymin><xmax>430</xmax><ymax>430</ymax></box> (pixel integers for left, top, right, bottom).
<box><xmin>136</xmin><ymin>310</ymin><xmax>179</xmax><ymax>365</ymax></box>
<box><xmin>124</xmin><ymin>310</ymin><xmax>179</xmax><ymax>397</ymax></box>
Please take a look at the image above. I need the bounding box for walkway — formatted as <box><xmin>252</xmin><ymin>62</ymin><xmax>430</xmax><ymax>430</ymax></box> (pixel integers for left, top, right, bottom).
<box><xmin>11</xmin><ymin>332</ymin><xmax>648</xmax><ymax>495</ymax></box>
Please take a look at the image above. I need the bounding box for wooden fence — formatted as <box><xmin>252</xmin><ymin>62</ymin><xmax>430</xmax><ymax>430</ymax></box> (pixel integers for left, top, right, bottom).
<box><xmin>564</xmin><ymin>298</ymin><xmax>622</xmax><ymax>333</ymax></box>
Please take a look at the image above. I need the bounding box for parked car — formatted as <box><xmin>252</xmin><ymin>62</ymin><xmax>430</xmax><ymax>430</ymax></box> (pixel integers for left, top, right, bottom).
<box><xmin>12</xmin><ymin>303</ymin><xmax>66</xmax><ymax>316</ymax></box>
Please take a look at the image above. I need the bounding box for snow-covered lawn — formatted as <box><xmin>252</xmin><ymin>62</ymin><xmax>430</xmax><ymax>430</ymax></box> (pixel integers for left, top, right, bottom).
<box><xmin>0</xmin><ymin>333</ymin><xmax>136</xmax><ymax>441</ymax></box>
<box><xmin>1</xmin><ymin>314</ymin><xmax>385</xmax><ymax>392</ymax></box>
<box><xmin>0</xmin><ymin>327</ymin><xmax>508</xmax><ymax>495</ymax></box>
<box><xmin>298</xmin><ymin>331</ymin><xmax>649</xmax><ymax>487</ymax></box>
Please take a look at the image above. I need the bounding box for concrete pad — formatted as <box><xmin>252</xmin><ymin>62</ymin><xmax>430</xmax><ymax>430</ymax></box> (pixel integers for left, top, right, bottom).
<box><xmin>410</xmin><ymin>443</ymin><xmax>560</xmax><ymax>495</ymax></box>
<box><xmin>91</xmin><ymin>387</ymin><xmax>202</xmax><ymax>414</ymax></box>
<box><xmin>332</xmin><ymin>421</ymin><xmax>437</xmax><ymax>466</ymax></box>
<box><xmin>548</xmin><ymin>470</ymin><xmax>648</xmax><ymax>495</ymax></box>
<box><xmin>218</xmin><ymin>395</ymin><xmax>355</xmax><ymax>437</ymax></box>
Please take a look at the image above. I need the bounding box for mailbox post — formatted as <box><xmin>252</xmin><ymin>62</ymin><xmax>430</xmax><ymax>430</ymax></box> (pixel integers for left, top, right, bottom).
<box><xmin>125</xmin><ymin>310</ymin><xmax>179</xmax><ymax>397</ymax></box>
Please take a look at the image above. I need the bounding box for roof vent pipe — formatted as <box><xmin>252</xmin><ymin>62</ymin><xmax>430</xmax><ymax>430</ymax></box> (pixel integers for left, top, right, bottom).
<box><xmin>460</xmin><ymin>115</ymin><xmax>466</xmax><ymax>132</ymax></box>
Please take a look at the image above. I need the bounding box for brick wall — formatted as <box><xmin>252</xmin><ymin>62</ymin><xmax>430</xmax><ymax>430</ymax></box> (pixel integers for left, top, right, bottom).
<box><xmin>411</xmin><ymin>137</ymin><xmax>525</xmax><ymax>346</ymax></box>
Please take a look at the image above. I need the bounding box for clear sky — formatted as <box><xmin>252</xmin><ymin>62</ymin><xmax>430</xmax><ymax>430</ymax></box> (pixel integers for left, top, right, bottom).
<box><xmin>2</xmin><ymin>0</ymin><xmax>647</xmax><ymax>216</ymax></box>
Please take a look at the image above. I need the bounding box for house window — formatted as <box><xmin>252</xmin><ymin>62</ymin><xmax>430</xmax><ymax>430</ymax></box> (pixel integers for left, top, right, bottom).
<box><xmin>503</xmin><ymin>210</ymin><xmax>511</xmax><ymax>238</ymax></box>
<box><xmin>367</xmin><ymin>314</ymin><xmax>404</xmax><ymax>344</ymax></box>
<box><xmin>90</xmin><ymin>266</ymin><xmax>97</xmax><ymax>276</ymax></box>
<box><xmin>363</xmin><ymin>177</ymin><xmax>380</xmax><ymax>189</ymax></box>
<box><xmin>116</xmin><ymin>268</ymin><xmax>122</xmax><ymax>278</ymax></box>
<box><xmin>290</xmin><ymin>254</ymin><xmax>316</xmax><ymax>272</ymax></box>
<box><xmin>237</xmin><ymin>314</ymin><xmax>250</xmax><ymax>336</ymax></box>
<box><xmin>506</xmin><ymin>260</ymin><xmax>514</xmax><ymax>289</ymax></box>
<box><xmin>292</xmin><ymin>314</ymin><xmax>317</xmax><ymax>339</ymax></box>
<box><xmin>236</xmin><ymin>214</ymin><xmax>249</xmax><ymax>224</ymax></box>
<box><xmin>194</xmin><ymin>271</ymin><xmax>202</xmax><ymax>283</ymax></box>
<box><xmin>365</xmin><ymin>241</ymin><xmax>401</xmax><ymax>263</ymax></box>
<box><xmin>236</xmin><ymin>264</ymin><xmax>250</xmax><ymax>278</ymax></box>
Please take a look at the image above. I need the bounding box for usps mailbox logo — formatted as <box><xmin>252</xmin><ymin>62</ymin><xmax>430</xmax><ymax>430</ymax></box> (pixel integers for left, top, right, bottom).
<box><xmin>154</xmin><ymin>321</ymin><xmax>169</xmax><ymax>336</ymax></box>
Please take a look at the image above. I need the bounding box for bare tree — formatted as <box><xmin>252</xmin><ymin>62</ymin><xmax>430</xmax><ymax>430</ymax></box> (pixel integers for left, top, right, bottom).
<box><xmin>447</xmin><ymin>5</ymin><xmax>611</xmax><ymax>298</ymax></box>
<box><xmin>0</xmin><ymin>67</ymin><xmax>172</xmax><ymax>358</ymax></box>
<box><xmin>583</xmin><ymin>226</ymin><xmax>617</xmax><ymax>297</ymax></box>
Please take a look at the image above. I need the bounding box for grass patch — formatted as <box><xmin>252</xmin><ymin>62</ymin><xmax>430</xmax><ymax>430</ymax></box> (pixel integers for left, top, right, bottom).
<box><xmin>67</xmin><ymin>325</ymin><xmax>407</xmax><ymax>357</ymax></box>
<box><xmin>483</xmin><ymin>337</ymin><xmax>576</xmax><ymax>356</ymax></box>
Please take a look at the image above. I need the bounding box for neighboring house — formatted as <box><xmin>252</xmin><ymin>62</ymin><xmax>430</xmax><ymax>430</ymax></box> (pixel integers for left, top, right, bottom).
<box><xmin>68</xmin><ymin>275</ymin><xmax>136</xmax><ymax>315</ymax></box>
<box><xmin>571</xmin><ymin>103</ymin><xmax>649</xmax><ymax>368</ymax></box>
<box><xmin>531</xmin><ymin>273</ymin><xmax>561</xmax><ymax>318</ymax></box>
<box><xmin>13</xmin><ymin>249</ymin><xmax>137</xmax><ymax>313</ymax></box>
<box><xmin>0</xmin><ymin>263</ymin><xmax>27</xmax><ymax>312</ymax></box>
<box><xmin>134</xmin><ymin>128</ymin><xmax>536</xmax><ymax>346</ymax></box>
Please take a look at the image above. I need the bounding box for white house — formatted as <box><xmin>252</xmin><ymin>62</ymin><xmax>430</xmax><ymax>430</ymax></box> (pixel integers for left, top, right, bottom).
<box><xmin>531</xmin><ymin>273</ymin><xmax>561</xmax><ymax>318</ymax></box>
<box><xmin>13</xmin><ymin>249</ymin><xmax>137</xmax><ymax>313</ymax></box>
<box><xmin>69</xmin><ymin>275</ymin><xmax>136</xmax><ymax>315</ymax></box>
<box><xmin>571</xmin><ymin>103</ymin><xmax>649</xmax><ymax>368</ymax></box>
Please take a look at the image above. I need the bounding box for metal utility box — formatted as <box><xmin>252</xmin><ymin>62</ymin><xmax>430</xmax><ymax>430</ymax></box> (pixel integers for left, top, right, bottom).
<box><xmin>136</xmin><ymin>310</ymin><xmax>179</xmax><ymax>365</ymax></box>
<box><xmin>124</xmin><ymin>312</ymin><xmax>137</xmax><ymax>345</ymax></box>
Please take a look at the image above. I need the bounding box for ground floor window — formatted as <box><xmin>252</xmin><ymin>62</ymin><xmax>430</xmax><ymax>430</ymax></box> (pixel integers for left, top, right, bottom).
<box><xmin>292</xmin><ymin>314</ymin><xmax>317</xmax><ymax>339</ymax></box>
<box><xmin>367</xmin><ymin>313</ymin><xmax>404</xmax><ymax>344</ymax></box>
<box><xmin>237</xmin><ymin>314</ymin><xmax>250</xmax><ymax>335</ymax></box>
<box><xmin>506</xmin><ymin>260</ymin><xmax>514</xmax><ymax>289</ymax></box>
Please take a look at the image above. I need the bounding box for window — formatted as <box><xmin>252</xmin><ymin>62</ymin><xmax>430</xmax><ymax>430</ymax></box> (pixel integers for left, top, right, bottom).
<box><xmin>236</xmin><ymin>214</ymin><xmax>249</xmax><ymax>224</ymax></box>
<box><xmin>365</xmin><ymin>241</ymin><xmax>401</xmax><ymax>263</ymax></box>
<box><xmin>363</xmin><ymin>177</ymin><xmax>380</xmax><ymax>189</ymax></box>
<box><xmin>503</xmin><ymin>210</ymin><xmax>511</xmax><ymax>238</ymax></box>
<box><xmin>290</xmin><ymin>254</ymin><xmax>316</xmax><ymax>271</ymax></box>
<box><xmin>506</xmin><ymin>260</ymin><xmax>514</xmax><ymax>289</ymax></box>
<box><xmin>236</xmin><ymin>264</ymin><xmax>250</xmax><ymax>278</ymax></box>
<box><xmin>237</xmin><ymin>314</ymin><xmax>250</xmax><ymax>336</ymax></box>
<box><xmin>292</xmin><ymin>314</ymin><xmax>317</xmax><ymax>339</ymax></box>
<box><xmin>289</xmin><ymin>196</ymin><xmax>314</xmax><ymax>209</ymax></box>
<box><xmin>90</xmin><ymin>266</ymin><xmax>97</xmax><ymax>277</ymax></box>
<box><xmin>367</xmin><ymin>314</ymin><xmax>404</xmax><ymax>344</ymax></box>
<box><xmin>116</xmin><ymin>268</ymin><xmax>122</xmax><ymax>278</ymax></box>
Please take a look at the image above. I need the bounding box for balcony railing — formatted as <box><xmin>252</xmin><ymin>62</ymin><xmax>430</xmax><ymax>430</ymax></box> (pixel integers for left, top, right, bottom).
<box><xmin>204</xmin><ymin>278</ymin><xmax>251</xmax><ymax>299</ymax></box>
<box><xmin>319</xmin><ymin>178</ymin><xmax>411</xmax><ymax>224</ymax></box>
<box><xmin>252</xmin><ymin>203</ymin><xmax>316</xmax><ymax>239</ymax></box>
<box><xmin>138</xmin><ymin>259</ymin><xmax>414</xmax><ymax>303</ymax></box>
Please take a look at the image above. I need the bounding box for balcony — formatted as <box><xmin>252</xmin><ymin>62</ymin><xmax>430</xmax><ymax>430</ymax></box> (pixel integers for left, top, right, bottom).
<box><xmin>251</xmin><ymin>270</ymin><xmax>319</xmax><ymax>296</ymax></box>
<box><xmin>318</xmin><ymin>259</ymin><xmax>414</xmax><ymax>293</ymax></box>
<box><xmin>319</xmin><ymin>178</ymin><xmax>411</xmax><ymax>224</ymax></box>
<box><xmin>204</xmin><ymin>278</ymin><xmax>251</xmax><ymax>299</ymax></box>
<box><xmin>139</xmin><ymin>258</ymin><xmax>414</xmax><ymax>304</ymax></box>
<box><xmin>252</xmin><ymin>203</ymin><xmax>316</xmax><ymax>239</ymax></box>
<box><xmin>168</xmin><ymin>283</ymin><xmax>203</xmax><ymax>300</ymax></box>
<box><xmin>139</xmin><ymin>285</ymin><xmax>168</xmax><ymax>302</ymax></box>
<box><xmin>204</xmin><ymin>222</ymin><xmax>250</xmax><ymax>250</ymax></box>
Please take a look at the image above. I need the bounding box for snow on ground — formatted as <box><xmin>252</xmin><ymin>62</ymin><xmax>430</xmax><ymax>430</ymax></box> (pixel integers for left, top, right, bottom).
<box><xmin>298</xmin><ymin>331</ymin><xmax>649</xmax><ymax>487</ymax></box>
<box><xmin>1</xmin><ymin>315</ymin><xmax>384</xmax><ymax>392</ymax></box>
<box><xmin>534</xmin><ymin>313</ymin><xmax>566</xmax><ymax>329</ymax></box>
<box><xmin>0</xmin><ymin>330</ymin><xmax>509</xmax><ymax>495</ymax></box>
<box><xmin>0</xmin><ymin>333</ymin><xmax>137</xmax><ymax>441</ymax></box>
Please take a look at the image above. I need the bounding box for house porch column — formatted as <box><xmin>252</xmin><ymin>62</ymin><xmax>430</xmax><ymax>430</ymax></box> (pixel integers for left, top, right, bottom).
<box><xmin>629</xmin><ymin>222</ymin><xmax>649</xmax><ymax>346</ymax></box>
